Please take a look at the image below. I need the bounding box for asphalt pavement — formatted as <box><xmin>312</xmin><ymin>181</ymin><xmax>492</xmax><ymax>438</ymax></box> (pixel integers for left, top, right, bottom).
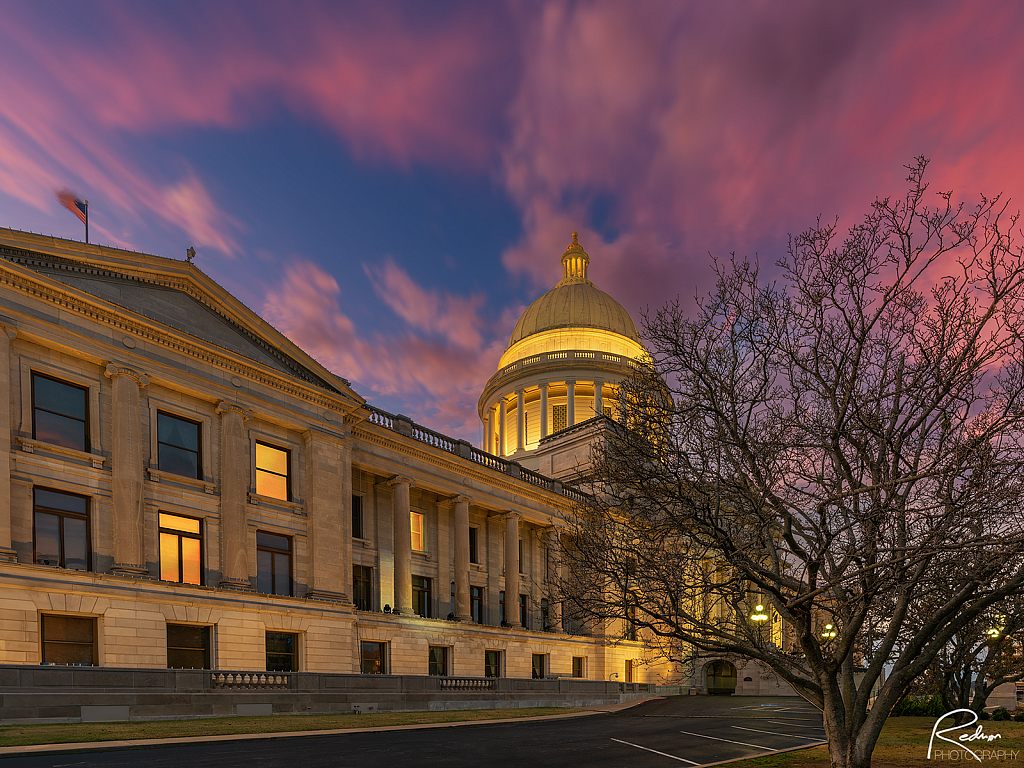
<box><xmin>0</xmin><ymin>696</ymin><xmax>826</xmax><ymax>768</ymax></box>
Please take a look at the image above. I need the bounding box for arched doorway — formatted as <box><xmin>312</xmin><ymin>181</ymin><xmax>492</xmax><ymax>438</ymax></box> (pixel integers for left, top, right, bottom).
<box><xmin>705</xmin><ymin>660</ymin><xmax>737</xmax><ymax>695</ymax></box>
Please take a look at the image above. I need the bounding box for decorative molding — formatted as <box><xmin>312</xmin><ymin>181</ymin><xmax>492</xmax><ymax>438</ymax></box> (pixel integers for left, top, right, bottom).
<box><xmin>104</xmin><ymin>363</ymin><xmax>150</xmax><ymax>388</ymax></box>
<box><xmin>147</xmin><ymin>467</ymin><xmax>216</xmax><ymax>495</ymax></box>
<box><xmin>15</xmin><ymin>436</ymin><xmax>105</xmax><ymax>468</ymax></box>
<box><xmin>386</xmin><ymin>475</ymin><xmax>413</xmax><ymax>489</ymax></box>
<box><xmin>215</xmin><ymin>400</ymin><xmax>254</xmax><ymax>421</ymax></box>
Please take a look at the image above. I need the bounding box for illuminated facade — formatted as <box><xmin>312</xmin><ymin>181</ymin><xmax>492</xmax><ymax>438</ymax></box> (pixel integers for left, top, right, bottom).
<box><xmin>0</xmin><ymin>227</ymin><xmax>674</xmax><ymax>712</ymax></box>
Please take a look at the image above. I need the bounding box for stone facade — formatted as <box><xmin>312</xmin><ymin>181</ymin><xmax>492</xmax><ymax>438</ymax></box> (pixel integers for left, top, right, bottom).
<box><xmin>0</xmin><ymin>228</ymin><xmax>673</xmax><ymax>707</ymax></box>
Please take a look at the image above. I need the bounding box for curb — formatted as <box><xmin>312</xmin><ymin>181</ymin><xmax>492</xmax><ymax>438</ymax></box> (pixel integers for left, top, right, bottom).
<box><xmin>0</xmin><ymin>701</ymin><xmax>658</xmax><ymax>759</ymax></box>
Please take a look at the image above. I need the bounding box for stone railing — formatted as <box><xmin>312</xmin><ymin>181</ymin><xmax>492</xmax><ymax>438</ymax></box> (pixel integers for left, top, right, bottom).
<box><xmin>492</xmin><ymin>350</ymin><xmax>642</xmax><ymax>381</ymax></box>
<box><xmin>438</xmin><ymin>677</ymin><xmax>496</xmax><ymax>691</ymax></box>
<box><xmin>211</xmin><ymin>671</ymin><xmax>291</xmax><ymax>689</ymax></box>
<box><xmin>362</xmin><ymin>404</ymin><xmax>588</xmax><ymax>503</ymax></box>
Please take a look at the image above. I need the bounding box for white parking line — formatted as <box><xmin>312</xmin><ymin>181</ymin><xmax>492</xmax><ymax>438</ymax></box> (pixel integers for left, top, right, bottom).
<box><xmin>679</xmin><ymin>730</ymin><xmax>772</xmax><ymax>750</ymax></box>
<box><xmin>610</xmin><ymin>738</ymin><xmax>700</xmax><ymax>765</ymax></box>
<box><xmin>768</xmin><ymin>720</ymin><xmax>825</xmax><ymax>729</ymax></box>
<box><xmin>732</xmin><ymin>726</ymin><xmax>826</xmax><ymax>740</ymax></box>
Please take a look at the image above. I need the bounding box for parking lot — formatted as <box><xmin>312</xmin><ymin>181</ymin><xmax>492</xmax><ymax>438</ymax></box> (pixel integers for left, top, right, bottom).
<box><xmin>3</xmin><ymin>696</ymin><xmax>826</xmax><ymax>768</ymax></box>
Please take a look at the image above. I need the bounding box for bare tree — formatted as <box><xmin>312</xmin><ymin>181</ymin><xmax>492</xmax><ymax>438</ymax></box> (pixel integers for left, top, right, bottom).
<box><xmin>559</xmin><ymin>158</ymin><xmax>1024</xmax><ymax>768</ymax></box>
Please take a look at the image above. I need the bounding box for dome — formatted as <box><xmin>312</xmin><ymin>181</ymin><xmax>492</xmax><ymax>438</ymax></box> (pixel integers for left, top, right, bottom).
<box><xmin>507</xmin><ymin>233</ymin><xmax>640</xmax><ymax>348</ymax></box>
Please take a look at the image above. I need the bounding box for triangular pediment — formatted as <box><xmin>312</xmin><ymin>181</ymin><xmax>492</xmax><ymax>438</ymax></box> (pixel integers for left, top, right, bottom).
<box><xmin>0</xmin><ymin>229</ymin><xmax>361</xmax><ymax>404</ymax></box>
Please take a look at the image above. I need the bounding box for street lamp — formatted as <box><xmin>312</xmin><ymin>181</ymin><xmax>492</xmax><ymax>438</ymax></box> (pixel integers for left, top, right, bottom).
<box><xmin>751</xmin><ymin>605</ymin><xmax>769</xmax><ymax>623</ymax></box>
<box><xmin>821</xmin><ymin>623</ymin><xmax>837</xmax><ymax>641</ymax></box>
<box><xmin>987</xmin><ymin>627</ymin><xmax>1001</xmax><ymax>639</ymax></box>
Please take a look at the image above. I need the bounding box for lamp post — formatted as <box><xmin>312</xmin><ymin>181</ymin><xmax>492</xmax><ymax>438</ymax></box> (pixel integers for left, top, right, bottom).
<box><xmin>752</xmin><ymin>604</ymin><xmax>769</xmax><ymax>642</ymax></box>
<box><xmin>821</xmin><ymin>623</ymin><xmax>837</xmax><ymax>641</ymax></box>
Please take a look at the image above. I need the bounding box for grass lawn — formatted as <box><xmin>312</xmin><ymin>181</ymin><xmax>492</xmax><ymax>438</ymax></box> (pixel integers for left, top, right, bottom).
<box><xmin>731</xmin><ymin>716</ymin><xmax>1024</xmax><ymax>768</ymax></box>
<box><xmin>0</xmin><ymin>707</ymin><xmax>588</xmax><ymax>748</ymax></box>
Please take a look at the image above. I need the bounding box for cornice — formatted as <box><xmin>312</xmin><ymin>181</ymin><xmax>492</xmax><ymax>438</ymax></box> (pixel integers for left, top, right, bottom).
<box><xmin>0</xmin><ymin>260</ymin><xmax>360</xmax><ymax>418</ymax></box>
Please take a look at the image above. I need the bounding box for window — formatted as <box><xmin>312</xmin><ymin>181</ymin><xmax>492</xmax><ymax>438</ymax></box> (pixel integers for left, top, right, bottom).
<box><xmin>361</xmin><ymin>640</ymin><xmax>387</xmax><ymax>674</ymax></box>
<box><xmin>157</xmin><ymin>412</ymin><xmax>201</xmax><ymax>479</ymax></box>
<box><xmin>572</xmin><ymin>656</ymin><xmax>586</xmax><ymax>678</ymax></box>
<box><xmin>352</xmin><ymin>495</ymin><xmax>364</xmax><ymax>539</ymax></box>
<box><xmin>159</xmin><ymin>513</ymin><xmax>202</xmax><ymax>585</ymax></box>
<box><xmin>41</xmin><ymin>614</ymin><xmax>96</xmax><ymax>665</ymax></box>
<box><xmin>520</xmin><ymin>594</ymin><xmax>529</xmax><ymax>629</ymax></box>
<box><xmin>167</xmin><ymin>624</ymin><xmax>210</xmax><ymax>669</ymax></box>
<box><xmin>32</xmin><ymin>372</ymin><xmax>88</xmax><ymax>452</ymax></box>
<box><xmin>353</xmin><ymin>565</ymin><xmax>373</xmax><ymax>611</ymax></box>
<box><xmin>255</xmin><ymin>442</ymin><xmax>290</xmax><ymax>500</ymax></box>
<box><xmin>603</xmin><ymin>405</ymin><xmax>613</xmax><ymax>418</ymax></box>
<box><xmin>519</xmin><ymin>539</ymin><xmax>524</xmax><ymax>574</ymax></box>
<box><xmin>484</xmin><ymin>649</ymin><xmax>502</xmax><ymax>678</ymax></box>
<box><xmin>470</xmin><ymin>586</ymin><xmax>483</xmax><ymax>624</ymax></box>
<box><xmin>412</xmin><ymin>575</ymin><xmax>432</xmax><ymax>618</ymax></box>
<box><xmin>428</xmin><ymin>646</ymin><xmax>448</xmax><ymax>676</ymax></box>
<box><xmin>552</xmin><ymin>404</ymin><xmax>567</xmax><ymax>433</ymax></box>
<box><xmin>499</xmin><ymin>590</ymin><xmax>506</xmax><ymax>624</ymax></box>
<box><xmin>469</xmin><ymin>526</ymin><xmax>479</xmax><ymax>564</ymax></box>
<box><xmin>33</xmin><ymin>488</ymin><xmax>89</xmax><ymax>570</ymax></box>
<box><xmin>627</xmin><ymin>606</ymin><xmax>638</xmax><ymax>642</ymax></box>
<box><xmin>256</xmin><ymin>532</ymin><xmax>292</xmax><ymax>596</ymax></box>
<box><xmin>541</xmin><ymin>598</ymin><xmax>550</xmax><ymax>631</ymax></box>
<box><xmin>532</xmin><ymin>653</ymin><xmax>546</xmax><ymax>679</ymax></box>
<box><xmin>266</xmin><ymin>631</ymin><xmax>298</xmax><ymax>672</ymax></box>
<box><xmin>411</xmin><ymin>511</ymin><xmax>424</xmax><ymax>551</ymax></box>
<box><xmin>625</xmin><ymin>659</ymin><xmax>634</xmax><ymax>683</ymax></box>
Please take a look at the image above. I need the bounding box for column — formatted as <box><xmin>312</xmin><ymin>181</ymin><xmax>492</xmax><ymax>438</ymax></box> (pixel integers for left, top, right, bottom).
<box><xmin>453</xmin><ymin>496</ymin><xmax>472</xmax><ymax>621</ymax></box>
<box><xmin>389</xmin><ymin>475</ymin><xmax>413</xmax><ymax>615</ymax></box>
<box><xmin>594</xmin><ymin>380</ymin><xmax>603</xmax><ymax>418</ymax></box>
<box><xmin>540</xmin><ymin>383</ymin><xmax>549</xmax><ymax>440</ymax></box>
<box><xmin>216</xmin><ymin>400</ymin><xmax>253</xmax><ymax>588</ymax></box>
<box><xmin>303</xmin><ymin>427</ymin><xmax>350</xmax><ymax>602</ymax></box>
<box><xmin>515</xmin><ymin>389</ymin><xmax>525</xmax><ymax>453</ymax></box>
<box><xmin>105</xmin><ymin>364</ymin><xmax>149</xmax><ymax>576</ymax></box>
<box><xmin>498</xmin><ymin>399</ymin><xmax>507</xmax><ymax>457</ymax></box>
<box><xmin>486</xmin><ymin>408</ymin><xmax>495</xmax><ymax>454</ymax></box>
<box><xmin>0</xmin><ymin>326</ymin><xmax>16</xmax><ymax>561</ymax></box>
<box><xmin>504</xmin><ymin>512</ymin><xmax>521</xmax><ymax>627</ymax></box>
<box><xmin>545</xmin><ymin>527</ymin><xmax>563</xmax><ymax>632</ymax></box>
<box><xmin>566</xmin><ymin>380</ymin><xmax>576</xmax><ymax>427</ymax></box>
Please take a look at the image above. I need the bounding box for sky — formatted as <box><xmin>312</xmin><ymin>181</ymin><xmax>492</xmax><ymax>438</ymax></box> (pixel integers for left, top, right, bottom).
<box><xmin>2</xmin><ymin>0</ymin><xmax>1024</xmax><ymax>444</ymax></box>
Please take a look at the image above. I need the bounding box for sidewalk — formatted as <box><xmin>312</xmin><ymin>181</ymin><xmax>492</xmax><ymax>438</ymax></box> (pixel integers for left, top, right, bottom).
<box><xmin>0</xmin><ymin>699</ymin><xmax>659</xmax><ymax>758</ymax></box>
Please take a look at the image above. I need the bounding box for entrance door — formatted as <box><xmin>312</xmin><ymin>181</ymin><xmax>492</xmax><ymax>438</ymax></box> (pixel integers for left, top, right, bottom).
<box><xmin>705</xmin><ymin>660</ymin><xmax>737</xmax><ymax>695</ymax></box>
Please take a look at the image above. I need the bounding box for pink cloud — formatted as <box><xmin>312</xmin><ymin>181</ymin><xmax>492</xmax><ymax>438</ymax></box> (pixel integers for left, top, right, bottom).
<box><xmin>262</xmin><ymin>258</ymin><xmax>505</xmax><ymax>441</ymax></box>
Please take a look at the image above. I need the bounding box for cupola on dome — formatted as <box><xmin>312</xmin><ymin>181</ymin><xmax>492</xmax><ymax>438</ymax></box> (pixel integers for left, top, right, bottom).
<box><xmin>506</xmin><ymin>232</ymin><xmax>641</xmax><ymax>348</ymax></box>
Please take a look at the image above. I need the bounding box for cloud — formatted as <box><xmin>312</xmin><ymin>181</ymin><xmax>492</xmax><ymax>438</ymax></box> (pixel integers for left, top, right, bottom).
<box><xmin>262</xmin><ymin>258</ymin><xmax>505</xmax><ymax>441</ymax></box>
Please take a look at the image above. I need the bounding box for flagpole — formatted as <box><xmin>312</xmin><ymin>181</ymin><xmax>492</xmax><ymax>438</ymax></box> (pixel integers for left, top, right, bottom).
<box><xmin>85</xmin><ymin>200</ymin><xmax>89</xmax><ymax>244</ymax></box>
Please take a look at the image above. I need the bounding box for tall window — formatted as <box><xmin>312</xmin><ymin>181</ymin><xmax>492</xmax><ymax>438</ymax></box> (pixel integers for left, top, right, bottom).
<box><xmin>532</xmin><ymin>653</ymin><xmax>546</xmax><ymax>679</ymax></box>
<box><xmin>572</xmin><ymin>656</ymin><xmax>586</xmax><ymax>678</ymax></box>
<box><xmin>484</xmin><ymin>650</ymin><xmax>502</xmax><ymax>678</ymax></box>
<box><xmin>624</xmin><ymin>659</ymin><xmax>634</xmax><ymax>683</ymax></box>
<box><xmin>255</xmin><ymin>442</ymin><xmax>290</xmax><ymax>500</ymax></box>
<box><xmin>32</xmin><ymin>372</ymin><xmax>88</xmax><ymax>452</ymax></box>
<box><xmin>167</xmin><ymin>624</ymin><xmax>210</xmax><ymax>669</ymax></box>
<box><xmin>256</xmin><ymin>532</ymin><xmax>291</xmax><ymax>596</ymax></box>
<box><xmin>159</xmin><ymin>513</ymin><xmax>202</xmax><ymax>585</ymax></box>
<box><xmin>428</xmin><ymin>646</ymin><xmax>448</xmax><ymax>676</ymax></box>
<box><xmin>541</xmin><ymin>598</ymin><xmax>550</xmax><ymax>631</ymax></box>
<box><xmin>518</xmin><ymin>539</ymin><xmax>524</xmax><ymax>574</ymax></box>
<box><xmin>412</xmin><ymin>575</ymin><xmax>431</xmax><ymax>617</ymax></box>
<box><xmin>411</xmin><ymin>511</ymin><xmax>424</xmax><ymax>551</ymax></box>
<box><xmin>33</xmin><ymin>488</ymin><xmax>89</xmax><ymax>570</ymax></box>
<box><xmin>552</xmin><ymin>404</ymin><xmax>567</xmax><ymax>433</ymax></box>
<box><xmin>469</xmin><ymin>526</ymin><xmax>479</xmax><ymax>564</ymax></box>
<box><xmin>352</xmin><ymin>495</ymin><xmax>364</xmax><ymax>539</ymax></box>
<box><xmin>499</xmin><ymin>590</ymin><xmax>506</xmax><ymax>624</ymax></box>
<box><xmin>470</xmin><ymin>586</ymin><xmax>483</xmax><ymax>624</ymax></box>
<box><xmin>266</xmin><ymin>631</ymin><xmax>298</xmax><ymax>672</ymax></box>
<box><xmin>361</xmin><ymin>640</ymin><xmax>386</xmax><ymax>674</ymax></box>
<box><xmin>519</xmin><ymin>594</ymin><xmax>529</xmax><ymax>629</ymax></box>
<box><xmin>353</xmin><ymin>564</ymin><xmax>373</xmax><ymax>611</ymax></box>
<box><xmin>41</xmin><ymin>614</ymin><xmax>96</xmax><ymax>665</ymax></box>
<box><xmin>157</xmin><ymin>412</ymin><xmax>201</xmax><ymax>479</ymax></box>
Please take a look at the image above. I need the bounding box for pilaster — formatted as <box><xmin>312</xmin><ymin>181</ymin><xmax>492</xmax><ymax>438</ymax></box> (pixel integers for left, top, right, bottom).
<box><xmin>0</xmin><ymin>325</ymin><xmax>16</xmax><ymax>561</ymax></box>
<box><xmin>452</xmin><ymin>495</ymin><xmax>472</xmax><ymax>621</ymax></box>
<box><xmin>388</xmin><ymin>475</ymin><xmax>413</xmax><ymax>615</ymax></box>
<box><xmin>303</xmin><ymin>427</ymin><xmax>351</xmax><ymax>603</ymax></box>
<box><xmin>216</xmin><ymin>400</ymin><xmax>253</xmax><ymax>589</ymax></box>
<box><xmin>516</xmin><ymin>389</ymin><xmax>525</xmax><ymax>453</ymax></box>
<box><xmin>504</xmin><ymin>511</ymin><xmax>521</xmax><ymax>627</ymax></box>
<box><xmin>539</xmin><ymin>382</ymin><xmax>549</xmax><ymax>440</ymax></box>
<box><xmin>566</xmin><ymin>379</ymin><xmax>576</xmax><ymax>427</ymax></box>
<box><xmin>105</xmin><ymin>363</ymin><xmax>150</xmax><ymax>576</ymax></box>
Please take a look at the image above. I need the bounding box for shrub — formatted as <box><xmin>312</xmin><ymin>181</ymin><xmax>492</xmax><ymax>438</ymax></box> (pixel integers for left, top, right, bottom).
<box><xmin>980</xmin><ymin>710</ymin><xmax>991</xmax><ymax>720</ymax></box>
<box><xmin>1013</xmin><ymin>711</ymin><xmax>1024</xmax><ymax>722</ymax></box>
<box><xmin>891</xmin><ymin>694</ymin><xmax>946</xmax><ymax>717</ymax></box>
<box><xmin>993</xmin><ymin>707</ymin><xmax>1011</xmax><ymax>721</ymax></box>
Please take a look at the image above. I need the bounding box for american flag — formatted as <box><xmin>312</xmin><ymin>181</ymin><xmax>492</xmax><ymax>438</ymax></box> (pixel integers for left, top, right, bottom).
<box><xmin>57</xmin><ymin>190</ymin><xmax>87</xmax><ymax>225</ymax></box>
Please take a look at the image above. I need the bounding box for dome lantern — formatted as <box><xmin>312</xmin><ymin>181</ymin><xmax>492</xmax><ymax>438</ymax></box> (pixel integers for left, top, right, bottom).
<box><xmin>559</xmin><ymin>231</ymin><xmax>591</xmax><ymax>286</ymax></box>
